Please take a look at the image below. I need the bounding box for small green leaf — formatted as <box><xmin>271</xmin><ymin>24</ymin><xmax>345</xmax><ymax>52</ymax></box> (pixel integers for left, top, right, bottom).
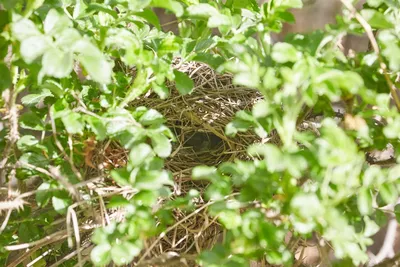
<box><xmin>12</xmin><ymin>18</ymin><xmax>41</xmax><ymax>40</ymax></box>
<box><xmin>43</xmin><ymin>9</ymin><xmax>72</xmax><ymax>36</ymax></box>
<box><xmin>192</xmin><ymin>166</ymin><xmax>217</xmax><ymax>180</ymax></box>
<box><xmin>0</xmin><ymin>62</ymin><xmax>11</xmax><ymax>91</ymax></box>
<box><xmin>192</xmin><ymin>53</ymin><xmax>224</xmax><ymax>69</ymax></box>
<box><xmin>107</xmin><ymin>195</ymin><xmax>130</xmax><ymax>208</ymax></box>
<box><xmin>52</xmin><ymin>195</ymin><xmax>71</xmax><ymax>214</ymax></box>
<box><xmin>20</xmin><ymin>152</ymin><xmax>48</xmax><ymax>168</ymax></box>
<box><xmin>358</xmin><ymin>188</ymin><xmax>373</xmax><ymax>215</ymax></box>
<box><xmin>130</xmin><ymin>143</ymin><xmax>153</xmax><ymax>166</ymax></box>
<box><xmin>111</xmin><ymin>168</ymin><xmax>130</xmax><ymax>187</ymax></box>
<box><xmin>151</xmin><ymin>0</ymin><xmax>183</xmax><ymax>17</ymax></box>
<box><xmin>73</xmin><ymin>39</ymin><xmax>112</xmax><ymax>84</ymax></box>
<box><xmin>20</xmin><ymin>36</ymin><xmax>50</xmax><ymax>63</ymax></box>
<box><xmin>91</xmin><ymin>243</ymin><xmax>112</xmax><ymax>266</ymax></box>
<box><xmin>219</xmin><ymin>210</ymin><xmax>242</xmax><ymax>229</ymax></box>
<box><xmin>111</xmin><ymin>241</ymin><xmax>141</xmax><ymax>266</ymax></box>
<box><xmin>275</xmin><ymin>0</ymin><xmax>303</xmax><ymax>9</ymax></box>
<box><xmin>152</xmin><ymin>82</ymin><xmax>169</xmax><ymax>99</ymax></box>
<box><xmin>61</xmin><ymin>112</ymin><xmax>84</xmax><ymax>134</ymax></box>
<box><xmin>19</xmin><ymin>112</ymin><xmax>45</xmax><ymax>131</ymax></box>
<box><xmin>55</xmin><ymin>28</ymin><xmax>82</xmax><ymax>49</ymax></box>
<box><xmin>271</xmin><ymin>42</ymin><xmax>300</xmax><ymax>63</ymax></box>
<box><xmin>39</xmin><ymin>49</ymin><xmax>73</xmax><ymax>80</ymax></box>
<box><xmin>380</xmin><ymin>183</ymin><xmax>398</xmax><ymax>205</ymax></box>
<box><xmin>361</xmin><ymin>9</ymin><xmax>393</xmax><ymax>29</ymax></box>
<box><xmin>173</xmin><ymin>70</ymin><xmax>194</xmax><ymax>95</ymax></box>
<box><xmin>85</xmin><ymin>116</ymin><xmax>107</xmax><ymax>141</ymax></box>
<box><xmin>382</xmin><ymin>44</ymin><xmax>400</xmax><ymax>71</ymax></box>
<box><xmin>208</xmin><ymin>14</ymin><xmax>231</xmax><ymax>28</ymax></box>
<box><xmin>367</xmin><ymin>0</ymin><xmax>384</xmax><ymax>7</ymax></box>
<box><xmin>17</xmin><ymin>135</ymin><xmax>39</xmax><ymax>150</ymax></box>
<box><xmin>21</xmin><ymin>89</ymin><xmax>53</xmax><ymax>106</ymax></box>
<box><xmin>150</xmin><ymin>133</ymin><xmax>171</xmax><ymax>158</ymax></box>
<box><xmin>291</xmin><ymin>193</ymin><xmax>322</xmax><ymax>217</ymax></box>
<box><xmin>86</xmin><ymin>3</ymin><xmax>118</xmax><ymax>19</ymax></box>
<box><xmin>187</xmin><ymin>4</ymin><xmax>219</xmax><ymax>18</ymax></box>
<box><xmin>135</xmin><ymin>170</ymin><xmax>173</xmax><ymax>190</ymax></box>
<box><xmin>36</xmin><ymin>182</ymin><xmax>52</xmax><ymax>207</ymax></box>
<box><xmin>139</xmin><ymin>109</ymin><xmax>165</xmax><ymax>126</ymax></box>
<box><xmin>135</xmin><ymin>9</ymin><xmax>161</xmax><ymax>30</ymax></box>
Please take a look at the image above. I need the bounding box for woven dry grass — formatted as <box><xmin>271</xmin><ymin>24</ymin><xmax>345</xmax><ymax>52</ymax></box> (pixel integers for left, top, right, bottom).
<box><xmin>133</xmin><ymin>59</ymin><xmax>263</xmax><ymax>177</ymax></box>
<box><xmin>89</xmin><ymin>59</ymin><xmax>266</xmax><ymax>264</ymax></box>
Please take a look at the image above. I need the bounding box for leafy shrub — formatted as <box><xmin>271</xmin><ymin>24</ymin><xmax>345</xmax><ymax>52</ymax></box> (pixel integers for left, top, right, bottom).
<box><xmin>1</xmin><ymin>0</ymin><xmax>400</xmax><ymax>266</ymax></box>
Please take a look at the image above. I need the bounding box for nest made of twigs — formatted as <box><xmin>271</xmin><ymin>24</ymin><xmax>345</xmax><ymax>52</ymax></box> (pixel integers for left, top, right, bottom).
<box><xmin>87</xmin><ymin>59</ymin><xmax>265</xmax><ymax>265</ymax></box>
<box><xmin>132</xmin><ymin>59</ymin><xmax>263</xmax><ymax>177</ymax></box>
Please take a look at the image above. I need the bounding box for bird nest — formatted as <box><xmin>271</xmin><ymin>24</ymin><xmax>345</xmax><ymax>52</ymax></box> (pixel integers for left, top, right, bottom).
<box><xmin>133</xmin><ymin>59</ymin><xmax>263</xmax><ymax>179</ymax></box>
<box><xmin>88</xmin><ymin>59</ymin><xmax>265</xmax><ymax>265</ymax></box>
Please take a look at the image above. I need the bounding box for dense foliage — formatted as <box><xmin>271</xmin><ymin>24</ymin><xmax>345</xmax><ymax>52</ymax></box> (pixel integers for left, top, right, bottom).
<box><xmin>1</xmin><ymin>0</ymin><xmax>400</xmax><ymax>266</ymax></box>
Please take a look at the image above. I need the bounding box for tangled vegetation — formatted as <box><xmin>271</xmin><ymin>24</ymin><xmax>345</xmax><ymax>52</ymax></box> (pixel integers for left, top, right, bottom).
<box><xmin>1</xmin><ymin>0</ymin><xmax>400</xmax><ymax>266</ymax></box>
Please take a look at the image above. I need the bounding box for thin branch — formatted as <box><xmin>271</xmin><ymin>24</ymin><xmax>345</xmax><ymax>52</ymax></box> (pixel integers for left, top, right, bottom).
<box><xmin>48</xmin><ymin>107</ymin><xmax>83</xmax><ymax>181</ymax></box>
<box><xmin>341</xmin><ymin>0</ymin><xmax>400</xmax><ymax>111</ymax></box>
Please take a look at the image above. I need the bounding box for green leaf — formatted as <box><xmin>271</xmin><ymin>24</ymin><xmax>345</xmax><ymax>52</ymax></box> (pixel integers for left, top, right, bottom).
<box><xmin>275</xmin><ymin>0</ymin><xmax>303</xmax><ymax>9</ymax></box>
<box><xmin>361</xmin><ymin>9</ymin><xmax>393</xmax><ymax>29</ymax></box>
<box><xmin>218</xmin><ymin>210</ymin><xmax>241</xmax><ymax>229</ymax></box>
<box><xmin>187</xmin><ymin>4</ymin><xmax>219</xmax><ymax>18</ymax></box>
<box><xmin>367</xmin><ymin>0</ymin><xmax>384</xmax><ymax>7</ymax></box>
<box><xmin>150</xmin><ymin>133</ymin><xmax>171</xmax><ymax>158</ymax></box>
<box><xmin>17</xmin><ymin>135</ymin><xmax>39</xmax><ymax>151</ymax></box>
<box><xmin>73</xmin><ymin>39</ymin><xmax>112</xmax><ymax>84</ymax></box>
<box><xmin>86</xmin><ymin>3</ymin><xmax>118</xmax><ymax>19</ymax></box>
<box><xmin>107</xmin><ymin>195</ymin><xmax>130</xmax><ymax>208</ymax></box>
<box><xmin>192</xmin><ymin>53</ymin><xmax>224</xmax><ymax>69</ymax></box>
<box><xmin>271</xmin><ymin>42</ymin><xmax>300</xmax><ymax>63</ymax></box>
<box><xmin>0</xmin><ymin>62</ymin><xmax>11</xmax><ymax>91</ymax></box>
<box><xmin>20</xmin><ymin>152</ymin><xmax>48</xmax><ymax>168</ymax></box>
<box><xmin>135</xmin><ymin>9</ymin><xmax>161</xmax><ymax>30</ymax></box>
<box><xmin>111</xmin><ymin>168</ymin><xmax>130</xmax><ymax>187</ymax></box>
<box><xmin>151</xmin><ymin>0</ymin><xmax>183</xmax><ymax>17</ymax></box>
<box><xmin>43</xmin><ymin>9</ymin><xmax>72</xmax><ymax>36</ymax></box>
<box><xmin>192</xmin><ymin>166</ymin><xmax>217</xmax><ymax>180</ymax></box>
<box><xmin>208</xmin><ymin>14</ymin><xmax>231</xmax><ymax>28</ymax></box>
<box><xmin>11</xmin><ymin>18</ymin><xmax>41</xmax><ymax>41</ymax></box>
<box><xmin>129</xmin><ymin>143</ymin><xmax>153</xmax><ymax>166</ymax></box>
<box><xmin>61</xmin><ymin>112</ymin><xmax>84</xmax><ymax>134</ymax></box>
<box><xmin>248</xmin><ymin>144</ymin><xmax>285</xmax><ymax>172</ymax></box>
<box><xmin>85</xmin><ymin>116</ymin><xmax>107</xmax><ymax>141</ymax></box>
<box><xmin>91</xmin><ymin>243</ymin><xmax>112</xmax><ymax>266</ymax></box>
<box><xmin>152</xmin><ymin>82</ymin><xmax>169</xmax><ymax>99</ymax></box>
<box><xmin>291</xmin><ymin>193</ymin><xmax>322</xmax><ymax>218</ymax></box>
<box><xmin>20</xmin><ymin>36</ymin><xmax>50</xmax><ymax>63</ymax></box>
<box><xmin>358</xmin><ymin>188</ymin><xmax>373</xmax><ymax>215</ymax></box>
<box><xmin>382</xmin><ymin>43</ymin><xmax>400</xmax><ymax>71</ymax></box>
<box><xmin>139</xmin><ymin>109</ymin><xmax>165</xmax><ymax>126</ymax></box>
<box><xmin>36</xmin><ymin>182</ymin><xmax>52</xmax><ymax>207</ymax></box>
<box><xmin>173</xmin><ymin>70</ymin><xmax>194</xmax><ymax>95</ymax></box>
<box><xmin>111</xmin><ymin>241</ymin><xmax>141</xmax><ymax>266</ymax></box>
<box><xmin>40</xmin><ymin>48</ymin><xmax>74</xmax><ymax>81</ymax></box>
<box><xmin>55</xmin><ymin>28</ymin><xmax>82</xmax><ymax>49</ymax></box>
<box><xmin>135</xmin><ymin>170</ymin><xmax>173</xmax><ymax>190</ymax></box>
<box><xmin>380</xmin><ymin>183</ymin><xmax>398</xmax><ymax>205</ymax></box>
<box><xmin>52</xmin><ymin>195</ymin><xmax>71</xmax><ymax>214</ymax></box>
<box><xmin>21</xmin><ymin>89</ymin><xmax>53</xmax><ymax>106</ymax></box>
<box><xmin>19</xmin><ymin>112</ymin><xmax>45</xmax><ymax>131</ymax></box>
